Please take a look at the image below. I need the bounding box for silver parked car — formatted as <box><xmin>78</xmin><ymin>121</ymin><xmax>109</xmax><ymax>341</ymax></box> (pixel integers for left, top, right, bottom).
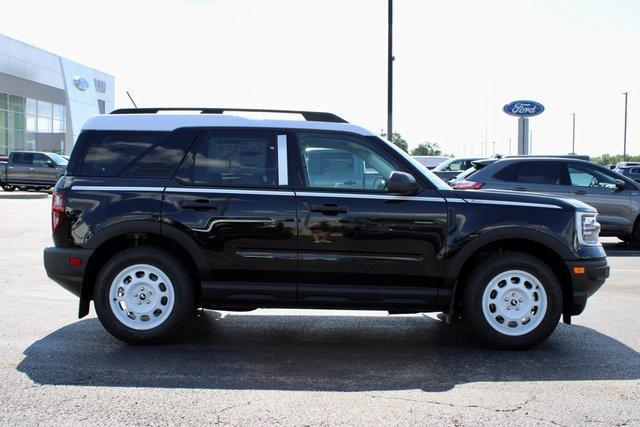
<box><xmin>614</xmin><ymin>165</ymin><xmax>640</xmax><ymax>183</ymax></box>
<box><xmin>450</xmin><ymin>157</ymin><xmax>640</xmax><ymax>243</ymax></box>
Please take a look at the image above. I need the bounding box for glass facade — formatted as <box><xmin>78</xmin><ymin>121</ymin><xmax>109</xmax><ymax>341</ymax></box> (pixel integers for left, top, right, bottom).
<box><xmin>0</xmin><ymin>91</ymin><xmax>66</xmax><ymax>155</ymax></box>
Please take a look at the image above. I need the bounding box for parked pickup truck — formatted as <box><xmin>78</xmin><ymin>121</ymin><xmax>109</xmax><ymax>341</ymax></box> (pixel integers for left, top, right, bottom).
<box><xmin>1</xmin><ymin>151</ymin><xmax>67</xmax><ymax>191</ymax></box>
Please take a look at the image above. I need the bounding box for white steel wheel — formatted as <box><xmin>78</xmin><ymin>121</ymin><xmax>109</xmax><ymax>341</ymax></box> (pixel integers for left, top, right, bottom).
<box><xmin>481</xmin><ymin>269</ymin><xmax>548</xmax><ymax>336</ymax></box>
<box><xmin>108</xmin><ymin>264</ymin><xmax>175</xmax><ymax>330</ymax></box>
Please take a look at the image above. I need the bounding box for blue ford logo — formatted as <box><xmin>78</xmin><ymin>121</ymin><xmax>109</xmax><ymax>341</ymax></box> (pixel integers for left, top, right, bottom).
<box><xmin>73</xmin><ymin>76</ymin><xmax>89</xmax><ymax>91</ymax></box>
<box><xmin>503</xmin><ymin>100</ymin><xmax>545</xmax><ymax>117</ymax></box>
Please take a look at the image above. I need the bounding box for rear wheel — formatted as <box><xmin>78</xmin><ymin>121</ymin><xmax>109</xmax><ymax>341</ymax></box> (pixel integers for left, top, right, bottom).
<box><xmin>463</xmin><ymin>251</ymin><xmax>562</xmax><ymax>350</ymax></box>
<box><xmin>2</xmin><ymin>185</ymin><xmax>15</xmax><ymax>191</ymax></box>
<box><xmin>93</xmin><ymin>246</ymin><xmax>194</xmax><ymax>344</ymax></box>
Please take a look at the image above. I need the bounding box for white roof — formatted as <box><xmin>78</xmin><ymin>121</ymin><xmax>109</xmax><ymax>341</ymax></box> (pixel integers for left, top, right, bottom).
<box><xmin>82</xmin><ymin>114</ymin><xmax>375</xmax><ymax>136</ymax></box>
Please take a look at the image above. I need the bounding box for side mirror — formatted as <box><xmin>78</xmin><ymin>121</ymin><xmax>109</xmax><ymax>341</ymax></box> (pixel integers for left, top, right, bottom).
<box><xmin>615</xmin><ymin>179</ymin><xmax>626</xmax><ymax>190</ymax></box>
<box><xmin>387</xmin><ymin>171</ymin><xmax>418</xmax><ymax>195</ymax></box>
<box><xmin>46</xmin><ymin>160</ymin><xmax>55</xmax><ymax>168</ymax></box>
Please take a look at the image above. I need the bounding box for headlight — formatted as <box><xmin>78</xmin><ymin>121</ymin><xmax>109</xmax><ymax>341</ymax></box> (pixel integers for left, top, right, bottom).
<box><xmin>576</xmin><ymin>212</ymin><xmax>601</xmax><ymax>246</ymax></box>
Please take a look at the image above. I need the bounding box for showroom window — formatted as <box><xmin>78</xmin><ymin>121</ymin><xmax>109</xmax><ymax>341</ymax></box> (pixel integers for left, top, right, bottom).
<box><xmin>0</xmin><ymin>91</ymin><xmax>66</xmax><ymax>155</ymax></box>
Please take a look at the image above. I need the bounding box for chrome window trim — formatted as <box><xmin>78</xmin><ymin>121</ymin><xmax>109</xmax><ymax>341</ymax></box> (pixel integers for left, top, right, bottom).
<box><xmin>277</xmin><ymin>134</ymin><xmax>288</xmax><ymax>186</ymax></box>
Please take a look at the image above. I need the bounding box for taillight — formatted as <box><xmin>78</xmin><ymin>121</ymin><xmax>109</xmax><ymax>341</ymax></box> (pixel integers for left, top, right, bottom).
<box><xmin>450</xmin><ymin>180</ymin><xmax>485</xmax><ymax>190</ymax></box>
<box><xmin>52</xmin><ymin>191</ymin><xmax>65</xmax><ymax>232</ymax></box>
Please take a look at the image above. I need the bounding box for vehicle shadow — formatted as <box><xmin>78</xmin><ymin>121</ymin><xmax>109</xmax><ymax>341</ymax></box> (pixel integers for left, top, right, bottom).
<box><xmin>18</xmin><ymin>312</ymin><xmax>640</xmax><ymax>392</ymax></box>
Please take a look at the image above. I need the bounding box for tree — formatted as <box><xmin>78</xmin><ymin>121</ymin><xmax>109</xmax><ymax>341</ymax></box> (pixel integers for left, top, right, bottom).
<box><xmin>380</xmin><ymin>130</ymin><xmax>409</xmax><ymax>153</ymax></box>
<box><xmin>591</xmin><ymin>153</ymin><xmax>640</xmax><ymax>166</ymax></box>
<box><xmin>411</xmin><ymin>141</ymin><xmax>443</xmax><ymax>156</ymax></box>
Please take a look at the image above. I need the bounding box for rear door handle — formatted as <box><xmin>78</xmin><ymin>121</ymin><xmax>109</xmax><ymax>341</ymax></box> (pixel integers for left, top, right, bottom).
<box><xmin>181</xmin><ymin>199</ymin><xmax>218</xmax><ymax>211</ymax></box>
<box><xmin>573</xmin><ymin>190</ymin><xmax>588</xmax><ymax>195</ymax></box>
<box><xmin>310</xmin><ymin>204</ymin><xmax>348</xmax><ymax>215</ymax></box>
<box><xmin>513</xmin><ymin>186</ymin><xmax>528</xmax><ymax>191</ymax></box>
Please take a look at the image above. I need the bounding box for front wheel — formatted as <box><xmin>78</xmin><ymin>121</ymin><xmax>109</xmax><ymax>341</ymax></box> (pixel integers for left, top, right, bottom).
<box><xmin>2</xmin><ymin>185</ymin><xmax>15</xmax><ymax>192</ymax></box>
<box><xmin>463</xmin><ymin>251</ymin><xmax>562</xmax><ymax>350</ymax></box>
<box><xmin>93</xmin><ymin>246</ymin><xmax>195</xmax><ymax>344</ymax></box>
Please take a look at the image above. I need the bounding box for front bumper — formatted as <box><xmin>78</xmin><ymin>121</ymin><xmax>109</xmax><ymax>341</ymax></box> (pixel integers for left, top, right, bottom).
<box><xmin>565</xmin><ymin>257</ymin><xmax>609</xmax><ymax>315</ymax></box>
<box><xmin>43</xmin><ymin>247</ymin><xmax>93</xmax><ymax>297</ymax></box>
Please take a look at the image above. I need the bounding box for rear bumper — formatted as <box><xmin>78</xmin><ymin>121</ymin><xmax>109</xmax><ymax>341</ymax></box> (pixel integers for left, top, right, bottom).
<box><xmin>565</xmin><ymin>257</ymin><xmax>609</xmax><ymax>315</ymax></box>
<box><xmin>43</xmin><ymin>247</ymin><xmax>93</xmax><ymax>297</ymax></box>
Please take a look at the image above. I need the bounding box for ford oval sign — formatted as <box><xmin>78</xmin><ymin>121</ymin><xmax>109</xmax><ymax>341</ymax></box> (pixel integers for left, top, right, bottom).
<box><xmin>503</xmin><ymin>100</ymin><xmax>545</xmax><ymax>117</ymax></box>
<box><xmin>73</xmin><ymin>76</ymin><xmax>89</xmax><ymax>91</ymax></box>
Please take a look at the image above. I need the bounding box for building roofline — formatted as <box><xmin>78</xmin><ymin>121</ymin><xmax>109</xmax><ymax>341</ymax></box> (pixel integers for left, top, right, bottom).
<box><xmin>0</xmin><ymin>32</ymin><xmax>114</xmax><ymax>78</ymax></box>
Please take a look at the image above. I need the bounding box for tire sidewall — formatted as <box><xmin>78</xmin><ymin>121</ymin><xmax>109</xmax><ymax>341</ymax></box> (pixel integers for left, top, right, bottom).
<box><xmin>94</xmin><ymin>247</ymin><xmax>193</xmax><ymax>344</ymax></box>
<box><xmin>464</xmin><ymin>254</ymin><xmax>563</xmax><ymax>350</ymax></box>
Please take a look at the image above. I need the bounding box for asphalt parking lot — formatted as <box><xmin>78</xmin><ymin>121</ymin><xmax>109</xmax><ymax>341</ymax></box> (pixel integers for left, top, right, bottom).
<box><xmin>0</xmin><ymin>193</ymin><xmax>639</xmax><ymax>426</ymax></box>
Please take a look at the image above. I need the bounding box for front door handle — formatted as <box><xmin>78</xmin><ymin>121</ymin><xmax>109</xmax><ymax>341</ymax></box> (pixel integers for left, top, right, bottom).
<box><xmin>513</xmin><ymin>186</ymin><xmax>528</xmax><ymax>191</ymax></box>
<box><xmin>181</xmin><ymin>199</ymin><xmax>218</xmax><ymax>211</ymax></box>
<box><xmin>573</xmin><ymin>190</ymin><xmax>588</xmax><ymax>195</ymax></box>
<box><xmin>310</xmin><ymin>204</ymin><xmax>348</xmax><ymax>215</ymax></box>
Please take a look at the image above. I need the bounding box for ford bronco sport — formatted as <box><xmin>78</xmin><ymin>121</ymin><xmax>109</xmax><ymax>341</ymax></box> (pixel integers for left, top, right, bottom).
<box><xmin>44</xmin><ymin>108</ymin><xmax>609</xmax><ymax>349</ymax></box>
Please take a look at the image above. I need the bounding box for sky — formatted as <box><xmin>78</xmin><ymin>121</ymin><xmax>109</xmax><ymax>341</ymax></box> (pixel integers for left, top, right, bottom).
<box><xmin>3</xmin><ymin>0</ymin><xmax>640</xmax><ymax>157</ymax></box>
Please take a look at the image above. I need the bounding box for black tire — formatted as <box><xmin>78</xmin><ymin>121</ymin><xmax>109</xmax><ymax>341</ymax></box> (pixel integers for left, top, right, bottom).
<box><xmin>93</xmin><ymin>246</ymin><xmax>195</xmax><ymax>344</ymax></box>
<box><xmin>619</xmin><ymin>219</ymin><xmax>640</xmax><ymax>245</ymax></box>
<box><xmin>2</xmin><ymin>185</ymin><xmax>15</xmax><ymax>192</ymax></box>
<box><xmin>463</xmin><ymin>251</ymin><xmax>562</xmax><ymax>350</ymax></box>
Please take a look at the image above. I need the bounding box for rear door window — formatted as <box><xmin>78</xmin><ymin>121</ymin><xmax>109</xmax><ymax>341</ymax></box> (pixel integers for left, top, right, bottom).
<box><xmin>494</xmin><ymin>162</ymin><xmax>563</xmax><ymax>185</ymax></box>
<box><xmin>176</xmin><ymin>129</ymin><xmax>277</xmax><ymax>188</ymax></box>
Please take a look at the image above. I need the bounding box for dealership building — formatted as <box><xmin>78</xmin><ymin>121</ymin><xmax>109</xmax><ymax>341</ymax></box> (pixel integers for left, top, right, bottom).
<box><xmin>0</xmin><ymin>34</ymin><xmax>114</xmax><ymax>155</ymax></box>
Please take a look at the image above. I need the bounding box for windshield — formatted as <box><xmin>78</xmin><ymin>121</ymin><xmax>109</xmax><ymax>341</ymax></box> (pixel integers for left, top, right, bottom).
<box><xmin>373</xmin><ymin>136</ymin><xmax>450</xmax><ymax>190</ymax></box>
<box><xmin>47</xmin><ymin>153</ymin><xmax>68</xmax><ymax>165</ymax></box>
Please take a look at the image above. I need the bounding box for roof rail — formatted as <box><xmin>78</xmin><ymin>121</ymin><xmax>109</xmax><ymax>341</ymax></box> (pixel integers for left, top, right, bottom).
<box><xmin>110</xmin><ymin>107</ymin><xmax>348</xmax><ymax>123</ymax></box>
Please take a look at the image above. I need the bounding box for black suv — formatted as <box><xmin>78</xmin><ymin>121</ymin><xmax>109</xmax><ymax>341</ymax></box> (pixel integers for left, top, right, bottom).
<box><xmin>44</xmin><ymin>108</ymin><xmax>609</xmax><ymax>349</ymax></box>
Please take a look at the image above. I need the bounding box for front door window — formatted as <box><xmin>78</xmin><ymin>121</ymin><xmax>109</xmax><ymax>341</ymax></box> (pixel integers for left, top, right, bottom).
<box><xmin>296</xmin><ymin>132</ymin><xmax>400</xmax><ymax>192</ymax></box>
<box><xmin>568</xmin><ymin>164</ymin><xmax>618</xmax><ymax>191</ymax></box>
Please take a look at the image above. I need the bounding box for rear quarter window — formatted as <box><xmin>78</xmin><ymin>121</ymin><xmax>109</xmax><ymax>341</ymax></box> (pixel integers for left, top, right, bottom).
<box><xmin>76</xmin><ymin>131</ymin><xmax>168</xmax><ymax>177</ymax></box>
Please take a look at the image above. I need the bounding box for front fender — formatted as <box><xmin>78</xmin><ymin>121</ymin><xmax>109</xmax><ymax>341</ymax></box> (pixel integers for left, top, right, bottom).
<box><xmin>444</xmin><ymin>223</ymin><xmax>575</xmax><ymax>280</ymax></box>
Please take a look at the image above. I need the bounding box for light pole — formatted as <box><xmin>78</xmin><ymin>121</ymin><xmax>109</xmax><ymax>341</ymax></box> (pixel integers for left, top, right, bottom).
<box><xmin>623</xmin><ymin>92</ymin><xmax>629</xmax><ymax>161</ymax></box>
<box><xmin>387</xmin><ymin>0</ymin><xmax>393</xmax><ymax>140</ymax></box>
<box><xmin>571</xmin><ymin>113</ymin><xmax>576</xmax><ymax>154</ymax></box>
